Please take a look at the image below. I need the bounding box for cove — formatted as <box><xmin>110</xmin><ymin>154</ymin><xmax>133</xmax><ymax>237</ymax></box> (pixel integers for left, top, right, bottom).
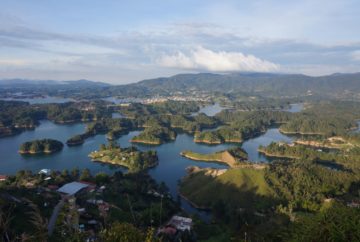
<box><xmin>0</xmin><ymin>103</ymin><xmax>304</xmax><ymax>219</ymax></box>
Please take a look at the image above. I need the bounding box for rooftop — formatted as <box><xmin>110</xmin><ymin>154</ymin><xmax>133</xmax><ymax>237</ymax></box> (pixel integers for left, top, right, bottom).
<box><xmin>57</xmin><ymin>181</ymin><xmax>89</xmax><ymax>195</ymax></box>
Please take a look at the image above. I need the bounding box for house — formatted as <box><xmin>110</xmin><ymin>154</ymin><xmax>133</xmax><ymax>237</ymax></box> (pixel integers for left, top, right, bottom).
<box><xmin>347</xmin><ymin>201</ymin><xmax>360</xmax><ymax>208</ymax></box>
<box><xmin>78</xmin><ymin>208</ymin><xmax>86</xmax><ymax>213</ymax></box>
<box><xmin>159</xmin><ymin>225</ymin><xmax>177</xmax><ymax>236</ymax></box>
<box><xmin>168</xmin><ymin>216</ymin><xmax>192</xmax><ymax>231</ymax></box>
<box><xmin>79</xmin><ymin>181</ymin><xmax>97</xmax><ymax>191</ymax></box>
<box><xmin>47</xmin><ymin>184</ymin><xmax>59</xmax><ymax>190</ymax></box>
<box><xmin>0</xmin><ymin>175</ymin><xmax>7</xmax><ymax>181</ymax></box>
<box><xmin>39</xmin><ymin>169</ymin><xmax>51</xmax><ymax>176</ymax></box>
<box><xmin>57</xmin><ymin>181</ymin><xmax>89</xmax><ymax>196</ymax></box>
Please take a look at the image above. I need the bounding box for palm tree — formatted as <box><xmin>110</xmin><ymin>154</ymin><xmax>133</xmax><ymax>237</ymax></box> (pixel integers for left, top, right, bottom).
<box><xmin>25</xmin><ymin>199</ymin><xmax>48</xmax><ymax>242</ymax></box>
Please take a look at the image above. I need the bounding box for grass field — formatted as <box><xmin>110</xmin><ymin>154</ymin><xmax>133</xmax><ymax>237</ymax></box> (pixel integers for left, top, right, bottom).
<box><xmin>179</xmin><ymin>167</ymin><xmax>277</xmax><ymax>210</ymax></box>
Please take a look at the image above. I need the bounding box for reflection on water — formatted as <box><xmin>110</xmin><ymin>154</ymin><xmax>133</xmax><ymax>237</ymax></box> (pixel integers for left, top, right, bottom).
<box><xmin>241</xmin><ymin>128</ymin><xmax>294</xmax><ymax>162</ymax></box>
<box><xmin>0</xmin><ymin>102</ymin><xmax>304</xmax><ymax>219</ymax></box>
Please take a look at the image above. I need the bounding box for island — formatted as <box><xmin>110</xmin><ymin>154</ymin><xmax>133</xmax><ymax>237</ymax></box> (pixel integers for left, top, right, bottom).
<box><xmin>66</xmin><ymin>134</ymin><xmax>85</xmax><ymax>146</ymax></box>
<box><xmin>89</xmin><ymin>142</ymin><xmax>158</xmax><ymax>172</ymax></box>
<box><xmin>131</xmin><ymin>126</ymin><xmax>176</xmax><ymax>145</ymax></box>
<box><xmin>180</xmin><ymin>147</ymin><xmax>248</xmax><ymax>167</ymax></box>
<box><xmin>193</xmin><ymin>128</ymin><xmax>242</xmax><ymax>144</ymax></box>
<box><xmin>19</xmin><ymin>139</ymin><xmax>64</xmax><ymax>154</ymax></box>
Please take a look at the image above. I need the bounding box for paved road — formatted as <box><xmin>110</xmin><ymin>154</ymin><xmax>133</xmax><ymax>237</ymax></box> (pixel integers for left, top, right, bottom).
<box><xmin>47</xmin><ymin>197</ymin><xmax>65</xmax><ymax>236</ymax></box>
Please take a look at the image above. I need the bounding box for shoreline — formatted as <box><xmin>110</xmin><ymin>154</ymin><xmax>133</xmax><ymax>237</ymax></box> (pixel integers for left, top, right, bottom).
<box><xmin>90</xmin><ymin>156</ymin><xmax>158</xmax><ymax>171</ymax></box>
<box><xmin>19</xmin><ymin>149</ymin><xmax>61</xmax><ymax>155</ymax></box>
<box><xmin>258</xmin><ymin>149</ymin><xmax>299</xmax><ymax>159</ymax></box>
<box><xmin>131</xmin><ymin>139</ymin><xmax>162</xmax><ymax>145</ymax></box>
<box><xmin>180</xmin><ymin>151</ymin><xmax>231</xmax><ymax>167</ymax></box>
<box><xmin>193</xmin><ymin>138</ymin><xmax>242</xmax><ymax>144</ymax></box>
<box><xmin>279</xmin><ymin>128</ymin><xmax>324</xmax><ymax>135</ymax></box>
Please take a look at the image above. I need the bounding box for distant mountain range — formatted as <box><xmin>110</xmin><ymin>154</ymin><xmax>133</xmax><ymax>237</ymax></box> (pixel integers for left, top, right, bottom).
<box><xmin>129</xmin><ymin>72</ymin><xmax>360</xmax><ymax>98</ymax></box>
<box><xmin>0</xmin><ymin>79</ymin><xmax>111</xmax><ymax>87</ymax></box>
<box><xmin>1</xmin><ymin>72</ymin><xmax>360</xmax><ymax>99</ymax></box>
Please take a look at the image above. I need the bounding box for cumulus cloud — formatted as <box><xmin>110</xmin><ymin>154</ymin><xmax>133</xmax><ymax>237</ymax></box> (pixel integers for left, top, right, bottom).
<box><xmin>157</xmin><ymin>46</ymin><xmax>279</xmax><ymax>72</ymax></box>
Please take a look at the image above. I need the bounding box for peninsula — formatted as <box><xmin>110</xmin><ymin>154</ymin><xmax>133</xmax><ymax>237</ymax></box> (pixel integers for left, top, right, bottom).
<box><xmin>180</xmin><ymin>147</ymin><xmax>248</xmax><ymax>167</ymax></box>
<box><xmin>89</xmin><ymin>143</ymin><xmax>158</xmax><ymax>172</ymax></box>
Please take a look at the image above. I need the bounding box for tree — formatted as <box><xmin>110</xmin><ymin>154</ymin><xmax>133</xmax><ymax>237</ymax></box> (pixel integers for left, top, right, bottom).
<box><xmin>100</xmin><ymin>144</ymin><xmax>106</xmax><ymax>151</ymax></box>
<box><xmin>95</xmin><ymin>172</ymin><xmax>110</xmax><ymax>185</ymax></box>
<box><xmin>61</xmin><ymin>169</ymin><xmax>69</xmax><ymax>178</ymax></box>
<box><xmin>100</xmin><ymin>222</ymin><xmax>145</xmax><ymax>242</ymax></box>
<box><xmin>80</xmin><ymin>168</ymin><xmax>91</xmax><ymax>181</ymax></box>
<box><xmin>286</xmin><ymin>202</ymin><xmax>360</xmax><ymax>241</ymax></box>
<box><xmin>71</xmin><ymin>168</ymin><xmax>79</xmax><ymax>179</ymax></box>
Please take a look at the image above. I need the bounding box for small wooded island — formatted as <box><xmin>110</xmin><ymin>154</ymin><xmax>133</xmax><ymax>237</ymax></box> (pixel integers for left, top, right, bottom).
<box><xmin>181</xmin><ymin>147</ymin><xmax>248</xmax><ymax>167</ymax></box>
<box><xmin>19</xmin><ymin>139</ymin><xmax>64</xmax><ymax>154</ymax></box>
<box><xmin>89</xmin><ymin>142</ymin><xmax>158</xmax><ymax>172</ymax></box>
<box><xmin>131</xmin><ymin>126</ymin><xmax>176</xmax><ymax>145</ymax></box>
<box><xmin>66</xmin><ymin>134</ymin><xmax>85</xmax><ymax>146</ymax></box>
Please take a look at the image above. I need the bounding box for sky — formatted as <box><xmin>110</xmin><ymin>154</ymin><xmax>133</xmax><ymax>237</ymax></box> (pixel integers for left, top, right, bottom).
<box><xmin>0</xmin><ymin>0</ymin><xmax>360</xmax><ymax>84</ymax></box>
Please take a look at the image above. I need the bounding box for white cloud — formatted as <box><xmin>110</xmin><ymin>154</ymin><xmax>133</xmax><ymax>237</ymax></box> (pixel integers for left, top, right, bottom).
<box><xmin>0</xmin><ymin>59</ymin><xmax>27</xmax><ymax>66</ymax></box>
<box><xmin>157</xmin><ymin>46</ymin><xmax>279</xmax><ymax>72</ymax></box>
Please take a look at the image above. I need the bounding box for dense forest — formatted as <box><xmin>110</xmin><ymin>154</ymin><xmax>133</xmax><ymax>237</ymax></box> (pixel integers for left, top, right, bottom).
<box><xmin>89</xmin><ymin>142</ymin><xmax>158</xmax><ymax>172</ymax></box>
<box><xmin>0</xmin><ymin>100</ymin><xmax>112</xmax><ymax>137</ymax></box>
<box><xmin>19</xmin><ymin>139</ymin><xmax>64</xmax><ymax>154</ymax></box>
<box><xmin>1</xmin><ymin>91</ymin><xmax>360</xmax><ymax>240</ymax></box>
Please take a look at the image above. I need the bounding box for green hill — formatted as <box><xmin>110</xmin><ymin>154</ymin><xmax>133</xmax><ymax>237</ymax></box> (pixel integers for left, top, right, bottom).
<box><xmin>179</xmin><ymin>167</ymin><xmax>277</xmax><ymax>210</ymax></box>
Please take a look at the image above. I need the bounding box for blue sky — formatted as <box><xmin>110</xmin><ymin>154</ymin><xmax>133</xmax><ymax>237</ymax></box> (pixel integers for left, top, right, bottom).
<box><xmin>0</xmin><ymin>0</ymin><xmax>360</xmax><ymax>83</ymax></box>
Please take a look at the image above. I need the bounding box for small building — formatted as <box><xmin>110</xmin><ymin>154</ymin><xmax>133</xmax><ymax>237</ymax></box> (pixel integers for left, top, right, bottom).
<box><xmin>47</xmin><ymin>184</ymin><xmax>59</xmax><ymax>190</ymax></box>
<box><xmin>347</xmin><ymin>201</ymin><xmax>360</xmax><ymax>208</ymax></box>
<box><xmin>57</xmin><ymin>181</ymin><xmax>89</xmax><ymax>196</ymax></box>
<box><xmin>78</xmin><ymin>208</ymin><xmax>86</xmax><ymax>213</ymax></box>
<box><xmin>0</xmin><ymin>175</ymin><xmax>8</xmax><ymax>181</ymax></box>
<box><xmin>168</xmin><ymin>216</ymin><xmax>192</xmax><ymax>231</ymax></box>
<box><xmin>159</xmin><ymin>225</ymin><xmax>177</xmax><ymax>236</ymax></box>
<box><xmin>79</xmin><ymin>181</ymin><xmax>97</xmax><ymax>191</ymax></box>
<box><xmin>39</xmin><ymin>169</ymin><xmax>51</xmax><ymax>176</ymax></box>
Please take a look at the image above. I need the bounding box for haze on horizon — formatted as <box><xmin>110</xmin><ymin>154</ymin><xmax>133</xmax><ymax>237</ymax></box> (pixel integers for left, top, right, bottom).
<box><xmin>0</xmin><ymin>0</ymin><xmax>360</xmax><ymax>84</ymax></box>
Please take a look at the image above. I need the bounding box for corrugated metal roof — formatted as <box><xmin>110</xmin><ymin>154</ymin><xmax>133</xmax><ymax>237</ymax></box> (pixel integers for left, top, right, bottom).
<box><xmin>57</xmin><ymin>181</ymin><xmax>89</xmax><ymax>195</ymax></box>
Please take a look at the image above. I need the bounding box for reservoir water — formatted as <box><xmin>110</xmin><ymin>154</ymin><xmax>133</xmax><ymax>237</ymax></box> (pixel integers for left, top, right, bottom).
<box><xmin>0</xmin><ymin>103</ymin><xmax>303</xmax><ymax>218</ymax></box>
<box><xmin>0</xmin><ymin>96</ymin><xmax>74</xmax><ymax>104</ymax></box>
<box><xmin>195</xmin><ymin>103</ymin><xmax>225</xmax><ymax>116</ymax></box>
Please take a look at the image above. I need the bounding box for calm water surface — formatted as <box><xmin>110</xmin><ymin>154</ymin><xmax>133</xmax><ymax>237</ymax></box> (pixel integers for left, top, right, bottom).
<box><xmin>196</xmin><ymin>103</ymin><xmax>224</xmax><ymax>116</ymax></box>
<box><xmin>287</xmin><ymin>103</ymin><xmax>304</xmax><ymax>113</ymax></box>
<box><xmin>0</xmin><ymin>96</ymin><xmax>74</xmax><ymax>104</ymax></box>
<box><xmin>0</xmin><ymin>103</ymin><xmax>303</xmax><ymax>218</ymax></box>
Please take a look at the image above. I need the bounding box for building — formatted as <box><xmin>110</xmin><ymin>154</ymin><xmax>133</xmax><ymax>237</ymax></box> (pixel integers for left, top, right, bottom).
<box><xmin>168</xmin><ymin>216</ymin><xmax>192</xmax><ymax>231</ymax></box>
<box><xmin>39</xmin><ymin>169</ymin><xmax>51</xmax><ymax>176</ymax></box>
<box><xmin>57</xmin><ymin>181</ymin><xmax>89</xmax><ymax>196</ymax></box>
<box><xmin>0</xmin><ymin>175</ymin><xmax>7</xmax><ymax>181</ymax></box>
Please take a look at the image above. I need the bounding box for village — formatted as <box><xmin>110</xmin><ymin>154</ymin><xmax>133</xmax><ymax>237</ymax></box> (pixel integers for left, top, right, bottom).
<box><xmin>0</xmin><ymin>168</ymin><xmax>195</xmax><ymax>241</ymax></box>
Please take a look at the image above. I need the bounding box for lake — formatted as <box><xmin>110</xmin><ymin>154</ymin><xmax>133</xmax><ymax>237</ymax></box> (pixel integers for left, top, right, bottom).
<box><xmin>0</xmin><ymin>103</ymin><xmax>303</xmax><ymax>218</ymax></box>
<box><xmin>0</xmin><ymin>96</ymin><xmax>74</xmax><ymax>104</ymax></box>
<box><xmin>194</xmin><ymin>103</ymin><xmax>225</xmax><ymax>116</ymax></box>
<box><xmin>287</xmin><ymin>103</ymin><xmax>304</xmax><ymax>113</ymax></box>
